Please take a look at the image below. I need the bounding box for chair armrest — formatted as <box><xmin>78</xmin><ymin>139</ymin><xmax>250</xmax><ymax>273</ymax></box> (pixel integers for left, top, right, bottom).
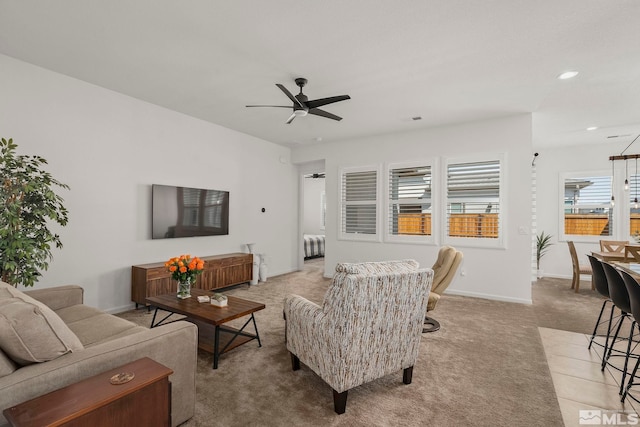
<box><xmin>0</xmin><ymin>321</ymin><xmax>197</xmax><ymax>427</ymax></box>
<box><xmin>284</xmin><ymin>295</ymin><xmax>345</xmax><ymax>382</ymax></box>
<box><xmin>23</xmin><ymin>285</ymin><xmax>84</xmax><ymax>310</ymax></box>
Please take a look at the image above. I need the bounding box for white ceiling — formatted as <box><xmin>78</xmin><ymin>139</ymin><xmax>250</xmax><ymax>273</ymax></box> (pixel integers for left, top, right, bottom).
<box><xmin>1</xmin><ymin>1</ymin><xmax>639</xmax><ymax>149</ymax></box>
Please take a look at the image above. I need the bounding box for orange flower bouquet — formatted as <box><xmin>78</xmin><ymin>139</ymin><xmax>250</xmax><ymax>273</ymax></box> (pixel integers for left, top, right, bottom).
<box><xmin>165</xmin><ymin>254</ymin><xmax>205</xmax><ymax>299</ymax></box>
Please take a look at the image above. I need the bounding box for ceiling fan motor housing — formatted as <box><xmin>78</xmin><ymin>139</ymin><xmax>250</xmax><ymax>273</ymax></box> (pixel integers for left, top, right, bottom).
<box><xmin>294</xmin><ymin>93</ymin><xmax>309</xmax><ymax>113</ymax></box>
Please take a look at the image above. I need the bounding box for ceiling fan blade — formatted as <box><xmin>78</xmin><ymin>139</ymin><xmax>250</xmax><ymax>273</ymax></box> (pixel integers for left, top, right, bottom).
<box><xmin>286</xmin><ymin>113</ymin><xmax>296</xmax><ymax>124</ymax></box>
<box><xmin>306</xmin><ymin>95</ymin><xmax>350</xmax><ymax>109</ymax></box>
<box><xmin>308</xmin><ymin>108</ymin><xmax>342</xmax><ymax>121</ymax></box>
<box><xmin>246</xmin><ymin>105</ymin><xmax>291</xmax><ymax>108</ymax></box>
<box><xmin>276</xmin><ymin>84</ymin><xmax>305</xmax><ymax>109</ymax></box>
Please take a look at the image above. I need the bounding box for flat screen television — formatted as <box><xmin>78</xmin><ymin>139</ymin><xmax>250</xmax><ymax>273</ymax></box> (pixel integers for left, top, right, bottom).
<box><xmin>152</xmin><ymin>184</ymin><xmax>229</xmax><ymax>239</ymax></box>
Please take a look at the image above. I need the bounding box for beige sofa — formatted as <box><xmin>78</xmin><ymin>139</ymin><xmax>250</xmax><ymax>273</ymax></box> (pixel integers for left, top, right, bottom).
<box><xmin>0</xmin><ymin>282</ymin><xmax>197</xmax><ymax>426</ymax></box>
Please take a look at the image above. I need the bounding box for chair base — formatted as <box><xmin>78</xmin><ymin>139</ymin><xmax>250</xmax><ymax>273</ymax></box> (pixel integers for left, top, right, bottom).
<box><xmin>423</xmin><ymin>315</ymin><xmax>440</xmax><ymax>333</ymax></box>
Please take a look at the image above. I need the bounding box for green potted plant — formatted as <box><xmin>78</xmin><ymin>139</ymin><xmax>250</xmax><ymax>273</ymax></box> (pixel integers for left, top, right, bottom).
<box><xmin>0</xmin><ymin>138</ymin><xmax>69</xmax><ymax>288</ymax></box>
<box><xmin>536</xmin><ymin>231</ymin><xmax>553</xmax><ymax>279</ymax></box>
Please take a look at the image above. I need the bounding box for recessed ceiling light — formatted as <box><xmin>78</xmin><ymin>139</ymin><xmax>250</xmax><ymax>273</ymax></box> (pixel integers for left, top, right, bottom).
<box><xmin>587</xmin><ymin>127</ymin><xmax>598</xmax><ymax>131</ymax></box>
<box><xmin>558</xmin><ymin>70</ymin><xmax>579</xmax><ymax>80</ymax></box>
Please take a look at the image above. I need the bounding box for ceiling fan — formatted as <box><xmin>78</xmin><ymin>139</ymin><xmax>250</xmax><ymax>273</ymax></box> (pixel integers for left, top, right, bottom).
<box><xmin>304</xmin><ymin>172</ymin><xmax>325</xmax><ymax>179</ymax></box>
<box><xmin>246</xmin><ymin>78</ymin><xmax>350</xmax><ymax>124</ymax></box>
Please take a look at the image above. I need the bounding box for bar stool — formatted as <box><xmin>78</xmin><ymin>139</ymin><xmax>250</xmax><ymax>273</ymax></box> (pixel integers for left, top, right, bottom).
<box><xmin>602</xmin><ymin>262</ymin><xmax>634</xmax><ymax>394</ymax></box>
<box><xmin>586</xmin><ymin>255</ymin><xmax>613</xmax><ymax>359</ymax></box>
<box><xmin>618</xmin><ymin>269</ymin><xmax>640</xmax><ymax>402</ymax></box>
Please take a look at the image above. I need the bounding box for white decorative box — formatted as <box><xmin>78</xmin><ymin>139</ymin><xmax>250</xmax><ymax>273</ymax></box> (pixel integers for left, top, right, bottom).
<box><xmin>197</xmin><ymin>295</ymin><xmax>210</xmax><ymax>303</ymax></box>
<box><xmin>210</xmin><ymin>293</ymin><xmax>228</xmax><ymax>307</ymax></box>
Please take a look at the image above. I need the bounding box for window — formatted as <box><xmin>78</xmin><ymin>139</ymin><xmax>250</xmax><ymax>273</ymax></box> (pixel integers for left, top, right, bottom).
<box><xmin>445</xmin><ymin>158</ymin><xmax>503</xmax><ymax>246</ymax></box>
<box><xmin>630</xmin><ymin>172</ymin><xmax>640</xmax><ymax>239</ymax></box>
<box><xmin>340</xmin><ymin>166</ymin><xmax>379</xmax><ymax>241</ymax></box>
<box><xmin>561</xmin><ymin>173</ymin><xmax>612</xmax><ymax>239</ymax></box>
<box><xmin>386</xmin><ymin>162</ymin><xmax>434</xmax><ymax>243</ymax></box>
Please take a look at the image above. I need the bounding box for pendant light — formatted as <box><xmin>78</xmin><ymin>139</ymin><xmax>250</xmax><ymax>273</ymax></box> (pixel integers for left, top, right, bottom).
<box><xmin>625</xmin><ymin>156</ymin><xmax>630</xmax><ymax>191</ymax></box>
<box><xmin>611</xmin><ymin>160</ymin><xmax>615</xmax><ymax>206</ymax></box>
<box><xmin>635</xmin><ymin>157</ymin><xmax>638</xmax><ymax>209</ymax></box>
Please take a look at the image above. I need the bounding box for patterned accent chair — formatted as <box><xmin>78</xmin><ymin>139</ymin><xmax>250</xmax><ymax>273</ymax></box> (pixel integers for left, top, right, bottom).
<box><xmin>283</xmin><ymin>260</ymin><xmax>433</xmax><ymax>414</ymax></box>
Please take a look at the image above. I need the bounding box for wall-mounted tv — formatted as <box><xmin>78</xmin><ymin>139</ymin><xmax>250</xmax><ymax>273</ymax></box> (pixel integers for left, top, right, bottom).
<box><xmin>152</xmin><ymin>184</ymin><xmax>229</xmax><ymax>239</ymax></box>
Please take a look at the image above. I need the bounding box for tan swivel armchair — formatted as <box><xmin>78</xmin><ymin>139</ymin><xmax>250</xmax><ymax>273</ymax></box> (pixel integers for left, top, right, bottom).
<box><xmin>424</xmin><ymin>246</ymin><xmax>463</xmax><ymax>332</ymax></box>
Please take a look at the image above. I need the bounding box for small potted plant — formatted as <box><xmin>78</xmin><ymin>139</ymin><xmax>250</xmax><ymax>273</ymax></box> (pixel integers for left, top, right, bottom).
<box><xmin>536</xmin><ymin>231</ymin><xmax>553</xmax><ymax>279</ymax></box>
<box><xmin>210</xmin><ymin>292</ymin><xmax>228</xmax><ymax>307</ymax></box>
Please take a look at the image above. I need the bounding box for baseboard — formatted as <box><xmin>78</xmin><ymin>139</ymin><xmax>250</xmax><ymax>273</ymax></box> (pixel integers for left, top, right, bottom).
<box><xmin>445</xmin><ymin>288</ymin><xmax>532</xmax><ymax>305</ymax></box>
<box><xmin>538</xmin><ymin>273</ymin><xmax>572</xmax><ymax>280</ymax></box>
<box><xmin>106</xmin><ymin>303</ymin><xmax>136</xmax><ymax>314</ymax></box>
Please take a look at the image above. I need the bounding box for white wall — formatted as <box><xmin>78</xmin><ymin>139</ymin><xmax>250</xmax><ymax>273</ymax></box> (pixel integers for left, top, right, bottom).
<box><xmin>0</xmin><ymin>54</ymin><xmax>298</xmax><ymax>312</ymax></box>
<box><xmin>534</xmin><ymin>139</ymin><xmax>630</xmax><ymax>278</ymax></box>
<box><xmin>303</xmin><ymin>178</ymin><xmax>325</xmax><ymax>235</ymax></box>
<box><xmin>292</xmin><ymin>114</ymin><xmax>534</xmax><ymax>304</ymax></box>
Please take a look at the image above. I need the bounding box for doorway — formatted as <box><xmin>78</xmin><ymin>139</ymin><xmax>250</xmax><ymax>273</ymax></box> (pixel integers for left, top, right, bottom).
<box><xmin>298</xmin><ymin>160</ymin><xmax>326</xmax><ymax>271</ymax></box>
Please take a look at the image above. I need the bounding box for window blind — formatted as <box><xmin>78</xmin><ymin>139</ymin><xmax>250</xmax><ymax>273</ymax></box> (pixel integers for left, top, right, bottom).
<box><xmin>388</xmin><ymin>165</ymin><xmax>431</xmax><ymax>236</ymax></box>
<box><xmin>341</xmin><ymin>170</ymin><xmax>377</xmax><ymax>235</ymax></box>
<box><xmin>446</xmin><ymin>160</ymin><xmax>500</xmax><ymax>239</ymax></box>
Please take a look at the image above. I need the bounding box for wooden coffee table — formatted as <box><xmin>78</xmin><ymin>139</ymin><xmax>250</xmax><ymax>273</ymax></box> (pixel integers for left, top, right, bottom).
<box><xmin>146</xmin><ymin>288</ymin><xmax>265</xmax><ymax>369</ymax></box>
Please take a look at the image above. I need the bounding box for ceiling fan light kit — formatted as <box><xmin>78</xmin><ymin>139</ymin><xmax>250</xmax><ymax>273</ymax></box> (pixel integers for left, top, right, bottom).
<box><xmin>247</xmin><ymin>77</ymin><xmax>350</xmax><ymax>124</ymax></box>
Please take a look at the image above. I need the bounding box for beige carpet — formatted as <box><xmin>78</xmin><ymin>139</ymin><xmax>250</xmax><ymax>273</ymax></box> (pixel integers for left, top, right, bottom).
<box><xmin>119</xmin><ymin>260</ymin><xmax>569</xmax><ymax>426</ymax></box>
<box><xmin>532</xmin><ymin>276</ymin><xmax>608</xmax><ymax>335</ymax></box>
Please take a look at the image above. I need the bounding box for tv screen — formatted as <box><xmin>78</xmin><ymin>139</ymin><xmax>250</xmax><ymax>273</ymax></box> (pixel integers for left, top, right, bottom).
<box><xmin>152</xmin><ymin>184</ymin><xmax>229</xmax><ymax>239</ymax></box>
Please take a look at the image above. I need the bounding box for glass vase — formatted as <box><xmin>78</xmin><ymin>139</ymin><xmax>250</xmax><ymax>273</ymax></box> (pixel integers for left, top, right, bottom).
<box><xmin>177</xmin><ymin>277</ymin><xmax>192</xmax><ymax>299</ymax></box>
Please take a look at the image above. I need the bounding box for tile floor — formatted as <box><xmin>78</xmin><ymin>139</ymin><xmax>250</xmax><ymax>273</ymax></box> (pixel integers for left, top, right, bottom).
<box><xmin>540</xmin><ymin>327</ymin><xmax>640</xmax><ymax>426</ymax></box>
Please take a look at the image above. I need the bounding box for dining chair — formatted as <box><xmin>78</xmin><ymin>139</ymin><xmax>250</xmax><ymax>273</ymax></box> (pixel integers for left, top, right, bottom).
<box><xmin>618</xmin><ymin>269</ymin><xmax>640</xmax><ymax>401</ymax></box>
<box><xmin>625</xmin><ymin>245</ymin><xmax>640</xmax><ymax>263</ymax></box>
<box><xmin>567</xmin><ymin>241</ymin><xmax>593</xmax><ymax>292</ymax></box>
<box><xmin>601</xmin><ymin>262</ymin><xmax>634</xmax><ymax>393</ymax></box>
<box><xmin>586</xmin><ymin>255</ymin><xmax>613</xmax><ymax>359</ymax></box>
<box><xmin>600</xmin><ymin>240</ymin><xmax>630</xmax><ymax>253</ymax></box>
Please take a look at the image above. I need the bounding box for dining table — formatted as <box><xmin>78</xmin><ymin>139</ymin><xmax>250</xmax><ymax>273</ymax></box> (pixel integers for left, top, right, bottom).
<box><xmin>612</xmin><ymin>261</ymin><xmax>640</xmax><ymax>280</ymax></box>
<box><xmin>591</xmin><ymin>250</ymin><xmax>628</xmax><ymax>262</ymax></box>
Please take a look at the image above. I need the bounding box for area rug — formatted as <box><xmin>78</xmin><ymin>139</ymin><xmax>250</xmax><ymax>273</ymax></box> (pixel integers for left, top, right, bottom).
<box><xmin>118</xmin><ymin>259</ymin><xmax>565</xmax><ymax>426</ymax></box>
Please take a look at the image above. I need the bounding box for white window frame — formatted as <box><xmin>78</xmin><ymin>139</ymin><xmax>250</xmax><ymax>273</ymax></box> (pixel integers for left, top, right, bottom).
<box><xmin>442</xmin><ymin>153</ymin><xmax>506</xmax><ymax>249</ymax></box>
<box><xmin>384</xmin><ymin>159</ymin><xmax>438</xmax><ymax>244</ymax></box>
<box><xmin>559</xmin><ymin>170</ymin><xmax>615</xmax><ymax>244</ymax></box>
<box><xmin>629</xmin><ymin>170</ymin><xmax>640</xmax><ymax>242</ymax></box>
<box><xmin>338</xmin><ymin>165</ymin><xmax>381</xmax><ymax>242</ymax></box>
<box><xmin>320</xmin><ymin>190</ymin><xmax>326</xmax><ymax>231</ymax></box>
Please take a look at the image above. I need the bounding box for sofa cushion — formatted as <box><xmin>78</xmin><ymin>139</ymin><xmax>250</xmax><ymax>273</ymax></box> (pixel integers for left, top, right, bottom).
<box><xmin>56</xmin><ymin>305</ymin><xmax>145</xmax><ymax>347</ymax></box>
<box><xmin>0</xmin><ymin>283</ymin><xmax>83</xmax><ymax>365</ymax></box>
<box><xmin>0</xmin><ymin>348</ymin><xmax>17</xmax><ymax>377</ymax></box>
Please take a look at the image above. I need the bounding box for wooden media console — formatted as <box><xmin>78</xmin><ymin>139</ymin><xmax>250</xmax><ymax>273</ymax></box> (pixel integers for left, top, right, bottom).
<box><xmin>131</xmin><ymin>253</ymin><xmax>253</xmax><ymax>307</ymax></box>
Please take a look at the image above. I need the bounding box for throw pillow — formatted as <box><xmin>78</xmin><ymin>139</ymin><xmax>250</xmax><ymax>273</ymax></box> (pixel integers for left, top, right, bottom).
<box><xmin>0</xmin><ymin>285</ymin><xmax>83</xmax><ymax>366</ymax></box>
